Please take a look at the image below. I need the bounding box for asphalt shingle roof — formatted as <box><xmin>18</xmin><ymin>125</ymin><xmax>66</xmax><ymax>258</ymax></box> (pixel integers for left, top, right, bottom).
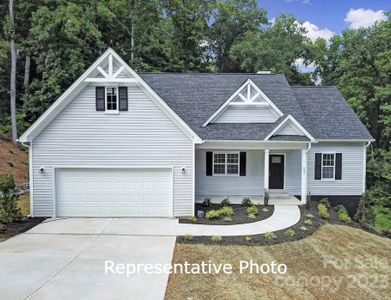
<box><xmin>139</xmin><ymin>73</ymin><xmax>373</xmax><ymax>141</ymax></box>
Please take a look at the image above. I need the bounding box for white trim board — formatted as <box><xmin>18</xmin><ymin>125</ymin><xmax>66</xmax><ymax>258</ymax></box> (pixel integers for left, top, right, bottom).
<box><xmin>19</xmin><ymin>48</ymin><xmax>202</xmax><ymax>144</ymax></box>
<box><xmin>202</xmin><ymin>79</ymin><xmax>284</xmax><ymax>126</ymax></box>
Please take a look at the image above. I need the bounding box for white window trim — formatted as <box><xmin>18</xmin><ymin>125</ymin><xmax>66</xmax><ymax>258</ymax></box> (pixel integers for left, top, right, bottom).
<box><xmin>105</xmin><ymin>86</ymin><xmax>119</xmax><ymax>114</ymax></box>
<box><xmin>212</xmin><ymin>151</ymin><xmax>240</xmax><ymax>176</ymax></box>
<box><xmin>321</xmin><ymin>152</ymin><xmax>336</xmax><ymax>181</ymax></box>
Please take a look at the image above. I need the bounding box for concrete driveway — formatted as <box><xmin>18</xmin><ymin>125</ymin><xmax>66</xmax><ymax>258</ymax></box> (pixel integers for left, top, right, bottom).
<box><xmin>0</xmin><ymin>218</ymin><xmax>177</xmax><ymax>300</ymax></box>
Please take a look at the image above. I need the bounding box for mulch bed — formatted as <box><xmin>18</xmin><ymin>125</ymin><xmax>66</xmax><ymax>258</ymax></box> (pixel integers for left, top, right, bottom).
<box><xmin>0</xmin><ymin>218</ymin><xmax>45</xmax><ymax>242</ymax></box>
<box><xmin>177</xmin><ymin>201</ymin><xmax>363</xmax><ymax>246</ymax></box>
<box><xmin>179</xmin><ymin>203</ymin><xmax>274</xmax><ymax>225</ymax></box>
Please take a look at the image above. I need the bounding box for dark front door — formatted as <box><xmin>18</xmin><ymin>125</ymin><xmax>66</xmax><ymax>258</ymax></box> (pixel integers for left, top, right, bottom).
<box><xmin>269</xmin><ymin>155</ymin><xmax>284</xmax><ymax>189</ymax></box>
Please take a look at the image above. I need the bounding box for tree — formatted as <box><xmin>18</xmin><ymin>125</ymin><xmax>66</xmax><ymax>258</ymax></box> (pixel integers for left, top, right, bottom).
<box><xmin>8</xmin><ymin>0</ymin><xmax>17</xmax><ymax>142</ymax></box>
<box><xmin>229</xmin><ymin>14</ymin><xmax>313</xmax><ymax>84</ymax></box>
<box><xmin>208</xmin><ymin>0</ymin><xmax>267</xmax><ymax>72</ymax></box>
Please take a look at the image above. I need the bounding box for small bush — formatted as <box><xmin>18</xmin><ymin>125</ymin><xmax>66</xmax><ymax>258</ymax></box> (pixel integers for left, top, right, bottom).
<box><xmin>334</xmin><ymin>205</ymin><xmax>346</xmax><ymax>214</ymax></box>
<box><xmin>245</xmin><ymin>236</ymin><xmax>252</xmax><ymax>241</ymax></box>
<box><xmin>223</xmin><ymin>216</ymin><xmax>232</xmax><ymax>223</ymax></box>
<box><xmin>190</xmin><ymin>216</ymin><xmax>197</xmax><ymax>223</ymax></box>
<box><xmin>205</xmin><ymin>210</ymin><xmax>220</xmax><ymax>220</ymax></box>
<box><xmin>247</xmin><ymin>213</ymin><xmax>256</xmax><ymax>220</ymax></box>
<box><xmin>241</xmin><ymin>197</ymin><xmax>252</xmax><ymax>207</ymax></box>
<box><xmin>184</xmin><ymin>234</ymin><xmax>193</xmax><ymax>241</ymax></box>
<box><xmin>300</xmin><ymin>226</ymin><xmax>309</xmax><ymax>232</ymax></box>
<box><xmin>6</xmin><ymin>161</ymin><xmax>14</xmax><ymax>168</ymax></box>
<box><xmin>318</xmin><ymin>203</ymin><xmax>330</xmax><ymax>219</ymax></box>
<box><xmin>203</xmin><ymin>198</ymin><xmax>211</xmax><ymax>207</ymax></box>
<box><xmin>247</xmin><ymin>206</ymin><xmax>259</xmax><ymax>215</ymax></box>
<box><xmin>284</xmin><ymin>229</ymin><xmax>295</xmax><ymax>237</ymax></box>
<box><xmin>211</xmin><ymin>235</ymin><xmax>222</xmax><ymax>242</ymax></box>
<box><xmin>262</xmin><ymin>207</ymin><xmax>270</xmax><ymax>213</ymax></box>
<box><xmin>0</xmin><ymin>174</ymin><xmax>21</xmax><ymax>224</ymax></box>
<box><xmin>219</xmin><ymin>206</ymin><xmax>234</xmax><ymax>217</ymax></box>
<box><xmin>264</xmin><ymin>232</ymin><xmax>277</xmax><ymax>240</ymax></box>
<box><xmin>8</xmin><ymin>149</ymin><xmax>14</xmax><ymax>154</ymax></box>
<box><xmin>338</xmin><ymin>211</ymin><xmax>352</xmax><ymax>224</ymax></box>
<box><xmin>319</xmin><ymin>198</ymin><xmax>330</xmax><ymax>208</ymax></box>
<box><xmin>221</xmin><ymin>197</ymin><xmax>231</xmax><ymax>207</ymax></box>
<box><xmin>306</xmin><ymin>213</ymin><xmax>315</xmax><ymax>219</ymax></box>
<box><xmin>304</xmin><ymin>219</ymin><xmax>313</xmax><ymax>225</ymax></box>
<box><xmin>305</xmin><ymin>192</ymin><xmax>311</xmax><ymax>210</ymax></box>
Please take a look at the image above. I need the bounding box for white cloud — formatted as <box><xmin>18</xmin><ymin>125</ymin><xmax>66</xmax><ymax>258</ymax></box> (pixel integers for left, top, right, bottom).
<box><xmin>294</xmin><ymin>58</ymin><xmax>315</xmax><ymax>71</ymax></box>
<box><xmin>344</xmin><ymin>8</ymin><xmax>387</xmax><ymax>29</ymax></box>
<box><xmin>285</xmin><ymin>0</ymin><xmax>311</xmax><ymax>4</ymax></box>
<box><xmin>302</xmin><ymin>21</ymin><xmax>334</xmax><ymax>41</ymax></box>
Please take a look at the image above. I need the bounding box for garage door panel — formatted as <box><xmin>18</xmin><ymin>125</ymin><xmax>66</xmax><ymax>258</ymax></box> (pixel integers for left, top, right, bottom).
<box><xmin>56</xmin><ymin>168</ymin><xmax>172</xmax><ymax>217</ymax></box>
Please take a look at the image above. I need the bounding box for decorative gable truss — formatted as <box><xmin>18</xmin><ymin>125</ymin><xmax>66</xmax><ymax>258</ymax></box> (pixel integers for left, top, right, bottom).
<box><xmin>203</xmin><ymin>79</ymin><xmax>284</xmax><ymax>126</ymax></box>
<box><xmin>264</xmin><ymin>114</ymin><xmax>315</xmax><ymax>141</ymax></box>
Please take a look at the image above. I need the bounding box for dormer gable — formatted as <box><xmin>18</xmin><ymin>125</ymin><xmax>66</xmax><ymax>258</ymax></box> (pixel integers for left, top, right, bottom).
<box><xmin>203</xmin><ymin>79</ymin><xmax>283</xmax><ymax>126</ymax></box>
<box><xmin>264</xmin><ymin>114</ymin><xmax>315</xmax><ymax>141</ymax></box>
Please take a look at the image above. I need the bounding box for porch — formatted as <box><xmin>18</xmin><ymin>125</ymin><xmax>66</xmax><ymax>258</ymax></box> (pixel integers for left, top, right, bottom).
<box><xmin>195</xmin><ymin>140</ymin><xmax>310</xmax><ymax>206</ymax></box>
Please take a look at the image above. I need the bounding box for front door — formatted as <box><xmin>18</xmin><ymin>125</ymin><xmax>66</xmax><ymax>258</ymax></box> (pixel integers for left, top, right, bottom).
<box><xmin>269</xmin><ymin>155</ymin><xmax>284</xmax><ymax>189</ymax></box>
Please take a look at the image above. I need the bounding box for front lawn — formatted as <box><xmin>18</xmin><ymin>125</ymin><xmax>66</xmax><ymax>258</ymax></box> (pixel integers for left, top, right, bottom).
<box><xmin>166</xmin><ymin>224</ymin><xmax>391</xmax><ymax>299</ymax></box>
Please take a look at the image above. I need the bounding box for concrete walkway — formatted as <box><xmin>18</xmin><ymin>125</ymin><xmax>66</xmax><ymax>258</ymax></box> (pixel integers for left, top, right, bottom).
<box><xmin>177</xmin><ymin>205</ymin><xmax>301</xmax><ymax>236</ymax></box>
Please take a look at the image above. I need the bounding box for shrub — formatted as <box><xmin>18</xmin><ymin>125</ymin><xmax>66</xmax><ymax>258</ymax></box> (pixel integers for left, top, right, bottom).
<box><xmin>319</xmin><ymin>198</ymin><xmax>330</xmax><ymax>208</ymax></box>
<box><xmin>318</xmin><ymin>203</ymin><xmax>330</xmax><ymax>219</ymax></box>
<box><xmin>304</xmin><ymin>219</ymin><xmax>313</xmax><ymax>225</ymax></box>
<box><xmin>205</xmin><ymin>210</ymin><xmax>220</xmax><ymax>220</ymax></box>
<box><xmin>0</xmin><ymin>174</ymin><xmax>21</xmax><ymax>224</ymax></box>
<box><xmin>245</xmin><ymin>236</ymin><xmax>252</xmax><ymax>241</ymax></box>
<box><xmin>247</xmin><ymin>206</ymin><xmax>259</xmax><ymax>215</ymax></box>
<box><xmin>300</xmin><ymin>226</ymin><xmax>308</xmax><ymax>232</ymax></box>
<box><xmin>262</xmin><ymin>207</ymin><xmax>270</xmax><ymax>213</ymax></box>
<box><xmin>306</xmin><ymin>213</ymin><xmax>315</xmax><ymax>219</ymax></box>
<box><xmin>264</xmin><ymin>190</ymin><xmax>269</xmax><ymax>206</ymax></box>
<box><xmin>211</xmin><ymin>235</ymin><xmax>222</xmax><ymax>242</ymax></box>
<box><xmin>305</xmin><ymin>192</ymin><xmax>311</xmax><ymax>210</ymax></box>
<box><xmin>223</xmin><ymin>216</ymin><xmax>232</xmax><ymax>223</ymax></box>
<box><xmin>6</xmin><ymin>161</ymin><xmax>14</xmax><ymax>168</ymax></box>
<box><xmin>264</xmin><ymin>232</ymin><xmax>277</xmax><ymax>240</ymax></box>
<box><xmin>190</xmin><ymin>216</ymin><xmax>197</xmax><ymax>223</ymax></box>
<box><xmin>219</xmin><ymin>206</ymin><xmax>234</xmax><ymax>217</ymax></box>
<box><xmin>334</xmin><ymin>205</ymin><xmax>346</xmax><ymax>214</ymax></box>
<box><xmin>247</xmin><ymin>213</ymin><xmax>256</xmax><ymax>220</ymax></box>
<box><xmin>284</xmin><ymin>229</ymin><xmax>295</xmax><ymax>237</ymax></box>
<box><xmin>339</xmin><ymin>211</ymin><xmax>352</xmax><ymax>224</ymax></box>
<box><xmin>9</xmin><ymin>149</ymin><xmax>14</xmax><ymax>154</ymax></box>
<box><xmin>184</xmin><ymin>234</ymin><xmax>193</xmax><ymax>241</ymax></box>
<box><xmin>241</xmin><ymin>197</ymin><xmax>252</xmax><ymax>207</ymax></box>
<box><xmin>221</xmin><ymin>197</ymin><xmax>231</xmax><ymax>207</ymax></box>
<box><xmin>203</xmin><ymin>198</ymin><xmax>211</xmax><ymax>207</ymax></box>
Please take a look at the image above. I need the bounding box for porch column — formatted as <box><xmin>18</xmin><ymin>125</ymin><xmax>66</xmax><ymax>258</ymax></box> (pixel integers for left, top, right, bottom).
<box><xmin>264</xmin><ymin>149</ymin><xmax>269</xmax><ymax>193</ymax></box>
<box><xmin>301</xmin><ymin>149</ymin><xmax>308</xmax><ymax>204</ymax></box>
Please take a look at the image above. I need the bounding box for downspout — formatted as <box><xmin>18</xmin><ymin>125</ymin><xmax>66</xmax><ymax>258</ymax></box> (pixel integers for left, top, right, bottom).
<box><xmin>363</xmin><ymin>141</ymin><xmax>371</xmax><ymax>194</ymax></box>
<box><xmin>19</xmin><ymin>140</ymin><xmax>33</xmax><ymax>218</ymax></box>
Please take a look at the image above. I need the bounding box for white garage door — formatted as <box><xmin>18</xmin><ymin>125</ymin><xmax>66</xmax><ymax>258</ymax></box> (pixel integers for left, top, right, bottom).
<box><xmin>55</xmin><ymin>168</ymin><xmax>172</xmax><ymax>217</ymax></box>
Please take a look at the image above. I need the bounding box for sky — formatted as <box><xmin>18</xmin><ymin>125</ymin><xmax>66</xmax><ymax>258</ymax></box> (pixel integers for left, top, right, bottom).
<box><xmin>259</xmin><ymin>0</ymin><xmax>390</xmax><ymax>40</ymax></box>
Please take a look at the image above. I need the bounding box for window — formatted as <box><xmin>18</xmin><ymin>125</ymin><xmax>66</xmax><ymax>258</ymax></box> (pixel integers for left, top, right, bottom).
<box><xmin>106</xmin><ymin>87</ymin><xmax>118</xmax><ymax>111</ymax></box>
<box><xmin>213</xmin><ymin>152</ymin><xmax>239</xmax><ymax>175</ymax></box>
<box><xmin>321</xmin><ymin>153</ymin><xmax>335</xmax><ymax>180</ymax></box>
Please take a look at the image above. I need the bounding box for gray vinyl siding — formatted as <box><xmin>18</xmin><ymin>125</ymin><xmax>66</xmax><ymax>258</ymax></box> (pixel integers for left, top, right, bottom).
<box><xmin>195</xmin><ymin>142</ymin><xmax>365</xmax><ymax>199</ymax></box>
<box><xmin>214</xmin><ymin>106</ymin><xmax>279</xmax><ymax>123</ymax></box>
<box><xmin>31</xmin><ymin>84</ymin><xmax>194</xmax><ymax>217</ymax></box>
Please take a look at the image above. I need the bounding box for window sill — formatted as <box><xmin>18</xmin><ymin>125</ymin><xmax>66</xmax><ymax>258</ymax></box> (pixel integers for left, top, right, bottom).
<box><xmin>104</xmin><ymin>111</ymin><xmax>120</xmax><ymax>115</ymax></box>
<box><xmin>212</xmin><ymin>174</ymin><xmax>240</xmax><ymax>177</ymax></box>
<box><xmin>320</xmin><ymin>178</ymin><xmax>335</xmax><ymax>181</ymax></box>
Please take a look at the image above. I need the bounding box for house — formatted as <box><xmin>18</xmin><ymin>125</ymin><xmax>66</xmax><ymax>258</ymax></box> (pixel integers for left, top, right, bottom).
<box><xmin>19</xmin><ymin>48</ymin><xmax>374</xmax><ymax>218</ymax></box>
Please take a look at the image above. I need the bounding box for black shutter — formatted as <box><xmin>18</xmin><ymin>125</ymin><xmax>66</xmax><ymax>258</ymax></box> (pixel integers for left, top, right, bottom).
<box><xmin>206</xmin><ymin>152</ymin><xmax>213</xmax><ymax>176</ymax></box>
<box><xmin>315</xmin><ymin>153</ymin><xmax>322</xmax><ymax>180</ymax></box>
<box><xmin>240</xmin><ymin>152</ymin><xmax>246</xmax><ymax>176</ymax></box>
<box><xmin>335</xmin><ymin>153</ymin><xmax>342</xmax><ymax>180</ymax></box>
<box><xmin>96</xmin><ymin>87</ymin><xmax>105</xmax><ymax>111</ymax></box>
<box><xmin>119</xmin><ymin>87</ymin><xmax>128</xmax><ymax>111</ymax></box>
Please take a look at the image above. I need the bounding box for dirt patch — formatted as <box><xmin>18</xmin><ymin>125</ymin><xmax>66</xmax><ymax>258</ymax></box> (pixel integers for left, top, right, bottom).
<box><xmin>180</xmin><ymin>204</ymin><xmax>274</xmax><ymax>225</ymax></box>
<box><xmin>166</xmin><ymin>224</ymin><xmax>391</xmax><ymax>300</ymax></box>
<box><xmin>0</xmin><ymin>218</ymin><xmax>45</xmax><ymax>242</ymax></box>
<box><xmin>0</xmin><ymin>138</ymin><xmax>29</xmax><ymax>186</ymax></box>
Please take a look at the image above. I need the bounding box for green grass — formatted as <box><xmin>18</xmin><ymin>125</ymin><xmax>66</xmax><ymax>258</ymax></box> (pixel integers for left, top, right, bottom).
<box><xmin>375</xmin><ymin>207</ymin><xmax>391</xmax><ymax>230</ymax></box>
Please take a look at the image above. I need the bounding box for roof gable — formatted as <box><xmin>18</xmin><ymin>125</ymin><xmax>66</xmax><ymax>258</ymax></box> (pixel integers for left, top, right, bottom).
<box><xmin>265</xmin><ymin>114</ymin><xmax>315</xmax><ymax>141</ymax></box>
<box><xmin>202</xmin><ymin>79</ymin><xmax>283</xmax><ymax>126</ymax></box>
<box><xmin>19</xmin><ymin>48</ymin><xmax>202</xmax><ymax>143</ymax></box>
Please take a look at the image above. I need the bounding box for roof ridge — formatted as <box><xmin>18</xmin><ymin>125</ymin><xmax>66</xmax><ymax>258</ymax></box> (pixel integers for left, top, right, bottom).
<box><xmin>291</xmin><ymin>85</ymin><xmax>336</xmax><ymax>89</ymax></box>
<box><xmin>138</xmin><ymin>72</ymin><xmax>284</xmax><ymax>76</ymax></box>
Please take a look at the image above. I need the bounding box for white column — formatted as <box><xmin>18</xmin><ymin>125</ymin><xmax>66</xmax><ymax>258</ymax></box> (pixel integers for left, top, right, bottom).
<box><xmin>301</xmin><ymin>149</ymin><xmax>308</xmax><ymax>204</ymax></box>
<box><xmin>264</xmin><ymin>149</ymin><xmax>269</xmax><ymax>193</ymax></box>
